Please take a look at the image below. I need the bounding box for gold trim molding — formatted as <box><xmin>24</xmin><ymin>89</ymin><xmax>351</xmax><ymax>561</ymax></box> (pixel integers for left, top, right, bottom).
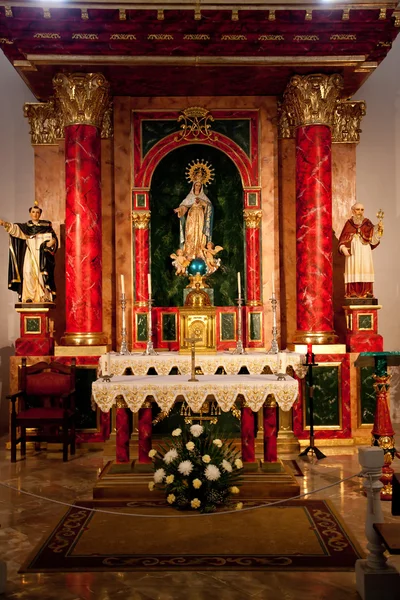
<box><xmin>243</xmin><ymin>209</ymin><xmax>262</xmax><ymax>228</ymax></box>
<box><xmin>132</xmin><ymin>211</ymin><xmax>151</xmax><ymax>229</ymax></box>
<box><xmin>293</xmin><ymin>330</ymin><xmax>338</xmax><ymax>345</ymax></box>
<box><xmin>332</xmin><ymin>100</ymin><xmax>366</xmax><ymax>144</ymax></box>
<box><xmin>61</xmin><ymin>331</ymin><xmax>108</xmax><ymax>346</ymax></box>
<box><xmin>281</xmin><ymin>73</ymin><xmax>344</xmax><ymax>129</ymax></box>
<box><xmin>53</xmin><ymin>72</ymin><xmax>110</xmax><ymax>128</ymax></box>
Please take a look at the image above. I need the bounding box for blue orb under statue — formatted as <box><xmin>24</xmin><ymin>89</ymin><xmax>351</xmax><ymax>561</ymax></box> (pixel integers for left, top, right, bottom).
<box><xmin>188</xmin><ymin>258</ymin><xmax>207</xmax><ymax>277</ymax></box>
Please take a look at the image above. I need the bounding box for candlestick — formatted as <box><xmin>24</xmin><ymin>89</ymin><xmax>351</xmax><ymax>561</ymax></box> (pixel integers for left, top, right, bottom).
<box><xmin>119</xmin><ymin>292</ymin><xmax>130</xmax><ymax>355</ymax></box>
<box><xmin>120</xmin><ymin>274</ymin><xmax>125</xmax><ymax>294</ymax></box>
<box><xmin>237</xmin><ymin>272</ymin><xmax>241</xmax><ymax>299</ymax></box>
<box><xmin>143</xmin><ymin>292</ymin><xmax>157</xmax><ymax>356</ymax></box>
<box><xmin>272</xmin><ymin>274</ymin><xmax>275</xmax><ymax>295</ymax></box>
<box><xmin>231</xmin><ymin>296</ymin><xmax>246</xmax><ymax>355</ymax></box>
<box><xmin>148</xmin><ymin>273</ymin><xmax>152</xmax><ymax>299</ymax></box>
<box><xmin>267</xmin><ymin>292</ymin><xmax>279</xmax><ymax>354</ymax></box>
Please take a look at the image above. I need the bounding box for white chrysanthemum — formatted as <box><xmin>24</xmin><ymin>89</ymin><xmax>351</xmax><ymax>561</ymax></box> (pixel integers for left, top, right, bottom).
<box><xmin>213</xmin><ymin>439</ymin><xmax>222</xmax><ymax>447</ymax></box>
<box><xmin>235</xmin><ymin>502</ymin><xmax>243</xmax><ymax>510</ymax></box>
<box><xmin>191</xmin><ymin>498</ymin><xmax>201</xmax><ymax>509</ymax></box>
<box><xmin>222</xmin><ymin>459</ymin><xmax>232</xmax><ymax>472</ymax></box>
<box><xmin>166</xmin><ymin>474</ymin><xmax>174</xmax><ymax>484</ymax></box>
<box><xmin>192</xmin><ymin>478</ymin><xmax>202</xmax><ymax>489</ymax></box>
<box><xmin>178</xmin><ymin>460</ymin><xmax>194</xmax><ymax>476</ymax></box>
<box><xmin>230</xmin><ymin>486</ymin><xmax>239</xmax><ymax>494</ymax></box>
<box><xmin>205</xmin><ymin>464</ymin><xmax>221</xmax><ymax>481</ymax></box>
<box><xmin>148</xmin><ymin>449</ymin><xmax>157</xmax><ymax>458</ymax></box>
<box><xmin>163</xmin><ymin>448</ymin><xmax>178</xmax><ymax>464</ymax></box>
<box><xmin>202</xmin><ymin>454</ymin><xmax>211</xmax><ymax>464</ymax></box>
<box><xmin>172</xmin><ymin>428</ymin><xmax>182</xmax><ymax>437</ymax></box>
<box><xmin>154</xmin><ymin>468</ymin><xmax>166</xmax><ymax>483</ymax></box>
<box><xmin>234</xmin><ymin>458</ymin><xmax>243</xmax><ymax>469</ymax></box>
<box><xmin>190</xmin><ymin>424</ymin><xmax>203</xmax><ymax>438</ymax></box>
<box><xmin>186</xmin><ymin>441</ymin><xmax>195</xmax><ymax>451</ymax></box>
<box><xmin>167</xmin><ymin>494</ymin><xmax>176</xmax><ymax>504</ymax></box>
<box><xmin>148</xmin><ymin>481</ymin><xmax>155</xmax><ymax>491</ymax></box>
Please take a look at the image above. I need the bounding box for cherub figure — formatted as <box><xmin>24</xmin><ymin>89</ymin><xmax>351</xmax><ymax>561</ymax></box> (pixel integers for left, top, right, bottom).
<box><xmin>170</xmin><ymin>248</ymin><xmax>190</xmax><ymax>275</ymax></box>
<box><xmin>203</xmin><ymin>241</ymin><xmax>223</xmax><ymax>274</ymax></box>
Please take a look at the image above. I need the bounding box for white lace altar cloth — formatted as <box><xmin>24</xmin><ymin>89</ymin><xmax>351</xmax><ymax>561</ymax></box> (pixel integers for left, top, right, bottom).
<box><xmin>98</xmin><ymin>352</ymin><xmax>305</xmax><ymax>377</ymax></box>
<box><xmin>92</xmin><ymin>374</ymin><xmax>299</xmax><ymax>414</ymax></box>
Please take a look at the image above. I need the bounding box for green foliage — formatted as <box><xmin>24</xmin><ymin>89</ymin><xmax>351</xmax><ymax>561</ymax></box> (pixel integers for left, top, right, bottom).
<box><xmin>150</xmin><ymin>144</ymin><xmax>244</xmax><ymax>307</ymax></box>
<box><xmin>149</xmin><ymin>423</ymin><xmax>243</xmax><ymax>513</ymax></box>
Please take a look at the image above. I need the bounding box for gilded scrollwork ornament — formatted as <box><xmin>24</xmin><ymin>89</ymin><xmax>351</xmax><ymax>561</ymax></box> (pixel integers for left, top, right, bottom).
<box><xmin>282</xmin><ymin>73</ymin><xmax>344</xmax><ymax>129</ymax></box>
<box><xmin>243</xmin><ymin>209</ymin><xmax>262</xmax><ymax>229</ymax></box>
<box><xmin>23</xmin><ymin>99</ymin><xmax>63</xmax><ymax>145</ymax></box>
<box><xmin>175</xmin><ymin>106</ymin><xmax>218</xmax><ymax>142</ymax></box>
<box><xmin>132</xmin><ymin>211</ymin><xmax>151</xmax><ymax>229</ymax></box>
<box><xmin>332</xmin><ymin>100</ymin><xmax>366</xmax><ymax>144</ymax></box>
<box><xmin>53</xmin><ymin>72</ymin><xmax>110</xmax><ymax>128</ymax></box>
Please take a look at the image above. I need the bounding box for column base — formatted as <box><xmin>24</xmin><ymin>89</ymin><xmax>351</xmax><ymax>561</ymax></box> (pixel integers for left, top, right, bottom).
<box><xmin>355</xmin><ymin>559</ymin><xmax>399</xmax><ymax>600</ymax></box>
<box><xmin>61</xmin><ymin>331</ymin><xmax>108</xmax><ymax>346</ymax></box>
<box><xmin>293</xmin><ymin>330</ymin><xmax>338</xmax><ymax>344</ymax></box>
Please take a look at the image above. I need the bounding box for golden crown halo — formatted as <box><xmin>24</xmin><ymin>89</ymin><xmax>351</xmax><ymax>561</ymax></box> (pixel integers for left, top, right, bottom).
<box><xmin>186</xmin><ymin>159</ymin><xmax>215</xmax><ymax>185</ymax></box>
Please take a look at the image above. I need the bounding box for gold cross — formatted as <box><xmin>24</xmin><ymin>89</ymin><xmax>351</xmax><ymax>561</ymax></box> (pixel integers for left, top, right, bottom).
<box><xmin>184</xmin><ymin>336</ymin><xmax>202</xmax><ymax>382</ymax></box>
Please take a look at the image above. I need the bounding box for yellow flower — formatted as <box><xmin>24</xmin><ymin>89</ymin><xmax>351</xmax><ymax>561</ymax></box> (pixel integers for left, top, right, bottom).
<box><xmin>186</xmin><ymin>441</ymin><xmax>195</xmax><ymax>451</ymax></box>
<box><xmin>213</xmin><ymin>439</ymin><xmax>222</xmax><ymax>447</ymax></box>
<box><xmin>148</xmin><ymin>481</ymin><xmax>155</xmax><ymax>491</ymax></box>
<box><xmin>191</xmin><ymin>498</ymin><xmax>201</xmax><ymax>509</ymax></box>
<box><xmin>167</xmin><ymin>494</ymin><xmax>176</xmax><ymax>504</ymax></box>
<box><xmin>235</xmin><ymin>502</ymin><xmax>243</xmax><ymax>510</ymax></box>
<box><xmin>192</xmin><ymin>478</ymin><xmax>202</xmax><ymax>489</ymax></box>
<box><xmin>230</xmin><ymin>486</ymin><xmax>239</xmax><ymax>494</ymax></box>
<box><xmin>202</xmin><ymin>454</ymin><xmax>211</xmax><ymax>464</ymax></box>
<box><xmin>166</xmin><ymin>474</ymin><xmax>174</xmax><ymax>484</ymax></box>
<box><xmin>234</xmin><ymin>458</ymin><xmax>243</xmax><ymax>469</ymax></box>
<box><xmin>148</xmin><ymin>449</ymin><xmax>157</xmax><ymax>458</ymax></box>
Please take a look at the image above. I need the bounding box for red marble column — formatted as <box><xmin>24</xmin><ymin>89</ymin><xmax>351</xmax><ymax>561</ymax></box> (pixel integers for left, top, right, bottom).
<box><xmin>64</xmin><ymin>125</ymin><xmax>105</xmax><ymax>341</ymax></box>
<box><xmin>138</xmin><ymin>404</ymin><xmax>153</xmax><ymax>463</ymax></box>
<box><xmin>116</xmin><ymin>405</ymin><xmax>130</xmax><ymax>463</ymax></box>
<box><xmin>53</xmin><ymin>72</ymin><xmax>110</xmax><ymax>346</ymax></box>
<box><xmin>241</xmin><ymin>405</ymin><xmax>256</xmax><ymax>463</ymax></box>
<box><xmin>263</xmin><ymin>404</ymin><xmax>278</xmax><ymax>462</ymax></box>
<box><xmin>244</xmin><ymin>210</ymin><xmax>262</xmax><ymax>306</ymax></box>
<box><xmin>132</xmin><ymin>212</ymin><xmax>151</xmax><ymax>305</ymax></box>
<box><xmin>295</xmin><ymin>125</ymin><xmax>335</xmax><ymax>341</ymax></box>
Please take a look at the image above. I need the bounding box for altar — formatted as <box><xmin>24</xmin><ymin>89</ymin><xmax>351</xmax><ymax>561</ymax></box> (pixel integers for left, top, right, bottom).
<box><xmin>92</xmin><ymin>374</ymin><xmax>299</xmax><ymax>465</ymax></box>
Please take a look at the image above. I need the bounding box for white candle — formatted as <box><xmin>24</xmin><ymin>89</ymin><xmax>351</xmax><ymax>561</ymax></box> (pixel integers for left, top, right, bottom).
<box><xmin>237</xmin><ymin>272</ymin><xmax>241</xmax><ymax>299</ymax></box>
<box><xmin>120</xmin><ymin>274</ymin><xmax>125</xmax><ymax>294</ymax></box>
<box><xmin>148</xmin><ymin>273</ymin><xmax>152</xmax><ymax>298</ymax></box>
<box><xmin>272</xmin><ymin>274</ymin><xmax>275</xmax><ymax>295</ymax></box>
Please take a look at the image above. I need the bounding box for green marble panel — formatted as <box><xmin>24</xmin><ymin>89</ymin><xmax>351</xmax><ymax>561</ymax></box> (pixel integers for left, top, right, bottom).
<box><xmin>150</xmin><ymin>144</ymin><xmax>244</xmax><ymax>307</ymax></box>
<box><xmin>358</xmin><ymin>314</ymin><xmax>372</xmax><ymax>330</ymax></box>
<box><xmin>162</xmin><ymin>313</ymin><xmax>177</xmax><ymax>342</ymax></box>
<box><xmin>221</xmin><ymin>312</ymin><xmax>235</xmax><ymax>341</ymax></box>
<box><xmin>136</xmin><ymin>313</ymin><xmax>148</xmax><ymax>342</ymax></box>
<box><xmin>75</xmin><ymin>368</ymin><xmax>98</xmax><ymax>430</ymax></box>
<box><xmin>360</xmin><ymin>366</ymin><xmax>375</xmax><ymax>425</ymax></box>
<box><xmin>305</xmin><ymin>366</ymin><xmax>340</xmax><ymax>427</ymax></box>
<box><xmin>136</xmin><ymin>193</ymin><xmax>146</xmax><ymax>208</ymax></box>
<box><xmin>25</xmin><ymin>317</ymin><xmax>40</xmax><ymax>333</ymax></box>
<box><xmin>212</xmin><ymin>119</ymin><xmax>251</xmax><ymax>156</ymax></box>
<box><xmin>142</xmin><ymin>120</ymin><xmax>180</xmax><ymax>156</ymax></box>
<box><xmin>248</xmin><ymin>192</ymin><xmax>258</xmax><ymax>206</ymax></box>
<box><xmin>249</xmin><ymin>313</ymin><xmax>261</xmax><ymax>341</ymax></box>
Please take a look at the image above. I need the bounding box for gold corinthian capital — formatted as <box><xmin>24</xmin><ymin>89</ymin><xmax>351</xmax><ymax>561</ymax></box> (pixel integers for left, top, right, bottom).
<box><xmin>132</xmin><ymin>211</ymin><xmax>151</xmax><ymax>229</ymax></box>
<box><xmin>332</xmin><ymin>100</ymin><xmax>366</xmax><ymax>144</ymax></box>
<box><xmin>52</xmin><ymin>72</ymin><xmax>110</xmax><ymax>128</ymax></box>
<box><xmin>282</xmin><ymin>73</ymin><xmax>344</xmax><ymax>129</ymax></box>
<box><xmin>243</xmin><ymin>209</ymin><xmax>262</xmax><ymax>229</ymax></box>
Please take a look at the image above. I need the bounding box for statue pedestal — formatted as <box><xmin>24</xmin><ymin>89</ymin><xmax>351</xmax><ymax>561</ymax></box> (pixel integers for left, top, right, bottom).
<box><xmin>14</xmin><ymin>302</ymin><xmax>55</xmax><ymax>356</ymax></box>
<box><xmin>343</xmin><ymin>302</ymin><xmax>383</xmax><ymax>352</ymax></box>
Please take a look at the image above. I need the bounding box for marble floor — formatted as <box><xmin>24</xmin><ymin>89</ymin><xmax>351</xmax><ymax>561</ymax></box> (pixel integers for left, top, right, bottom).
<box><xmin>0</xmin><ymin>436</ymin><xmax>399</xmax><ymax>600</ymax></box>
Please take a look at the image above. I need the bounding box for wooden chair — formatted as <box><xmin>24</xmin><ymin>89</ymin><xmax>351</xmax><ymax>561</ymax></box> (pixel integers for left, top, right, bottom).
<box><xmin>8</xmin><ymin>358</ymin><xmax>76</xmax><ymax>462</ymax></box>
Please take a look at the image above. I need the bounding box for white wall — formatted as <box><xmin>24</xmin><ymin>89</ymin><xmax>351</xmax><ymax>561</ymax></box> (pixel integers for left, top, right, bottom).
<box><xmin>0</xmin><ymin>52</ymin><xmax>35</xmax><ymax>433</ymax></box>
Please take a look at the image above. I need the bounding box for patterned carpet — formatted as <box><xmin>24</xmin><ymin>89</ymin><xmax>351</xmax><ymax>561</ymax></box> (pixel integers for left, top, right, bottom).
<box><xmin>22</xmin><ymin>498</ymin><xmax>364</xmax><ymax>573</ymax></box>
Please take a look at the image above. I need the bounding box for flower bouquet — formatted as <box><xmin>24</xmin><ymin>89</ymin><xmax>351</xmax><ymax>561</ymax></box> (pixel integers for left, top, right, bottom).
<box><xmin>148</xmin><ymin>424</ymin><xmax>244</xmax><ymax>513</ymax></box>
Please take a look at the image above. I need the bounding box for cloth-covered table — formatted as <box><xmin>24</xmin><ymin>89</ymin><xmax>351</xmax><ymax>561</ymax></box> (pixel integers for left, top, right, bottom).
<box><xmin>98</xmin><ymin>351</ymin><xmax>305</xmax><ymax>377</ymax></box>
<box><xmin>92</xmin><ymin>374</ymin><xmax>299</xmax><ymax>464</ymax></box>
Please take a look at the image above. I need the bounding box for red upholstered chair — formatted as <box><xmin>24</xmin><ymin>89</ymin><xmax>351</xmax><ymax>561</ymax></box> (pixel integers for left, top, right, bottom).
<box><xmin>8</xmin><ymin>358</ymin><xmax>76</xmax><ymax>462</ymax></box>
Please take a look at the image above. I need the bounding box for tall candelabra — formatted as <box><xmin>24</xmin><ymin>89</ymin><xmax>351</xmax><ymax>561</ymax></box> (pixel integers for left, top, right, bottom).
<box><xmin>119</xmin><ymin>293</ymin><xmax>130</xmax><ymax>355</ymax></box>
<box><xmin>231</xmin><ymin>297</ymin><xmax>246</xmax><ymax>355</ymax></box>
<box><xmin>267</xmin><ymin>292</ymin><xmax>279</xmax><ymax>354</ymax></box>
<box><xmin>143</xmin><ymin>297</ymin><xmax>157</xmax><ymax>356</ymax></box>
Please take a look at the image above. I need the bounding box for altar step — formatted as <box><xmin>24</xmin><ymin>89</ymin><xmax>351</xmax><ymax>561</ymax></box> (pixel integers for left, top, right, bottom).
<box><xmin>93</xmin><ymin>460</ymin><xmax>300</xmax><ymax>501</ymax></box>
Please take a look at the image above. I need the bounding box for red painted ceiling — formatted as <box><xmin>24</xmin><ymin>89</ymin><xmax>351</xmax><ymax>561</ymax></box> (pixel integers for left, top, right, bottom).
<box><xmin>0</xmin><ymin>2</ymin><xmax>399</xmax><ymax>100</ymax></box>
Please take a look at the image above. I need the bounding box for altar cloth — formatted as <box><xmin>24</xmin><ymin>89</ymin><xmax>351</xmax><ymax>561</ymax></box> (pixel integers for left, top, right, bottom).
<box><xmin>92</xmin><ymin>374</ymin><xmax>299</xmax><ymax>414</ymax></box>
<box><xmin>98</xmin><ymin>352</ymin><xmax>304</xmax><ymax>377</ymax></box>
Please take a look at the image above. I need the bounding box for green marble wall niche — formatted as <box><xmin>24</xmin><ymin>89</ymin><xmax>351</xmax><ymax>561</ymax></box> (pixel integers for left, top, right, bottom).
<box><xmin>305</xmin><ymin>365</ymin><xmax>340</xmax><ymax>428</ymax></box>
